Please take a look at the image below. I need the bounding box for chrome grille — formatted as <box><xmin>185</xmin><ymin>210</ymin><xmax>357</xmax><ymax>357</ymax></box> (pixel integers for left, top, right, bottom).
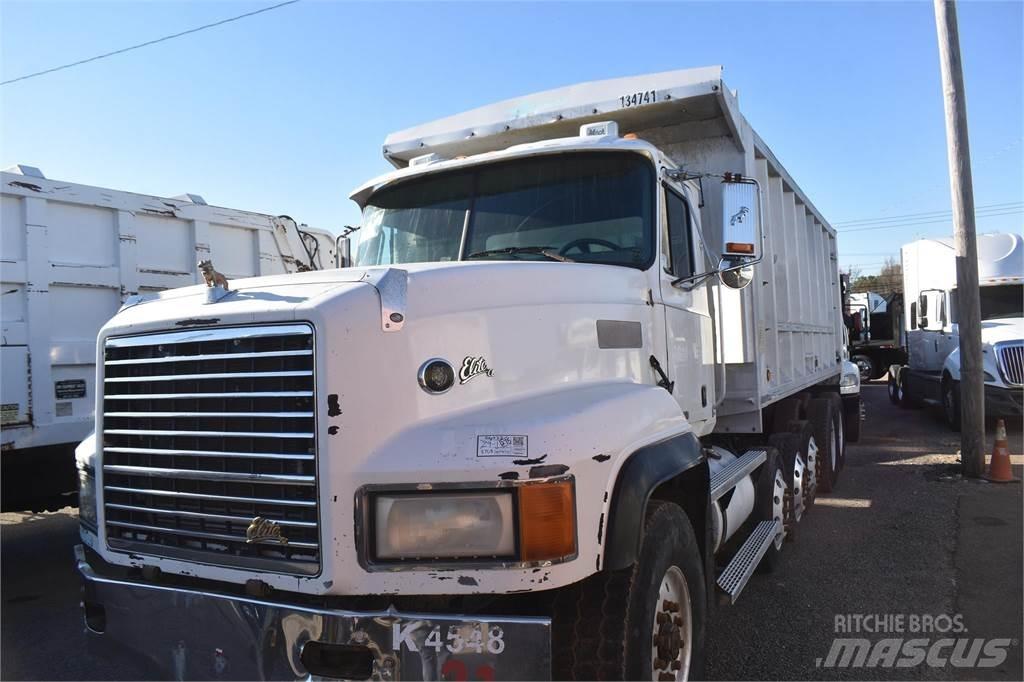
<box><xmin>100</xmin><ymin>324</ymin><xmax>320</xmax><ymax>574</ymax></box>
<box><xmin>997</xmin><ymin>343</ymin><xmax>1024</xmax><ymax>386</ymax></box>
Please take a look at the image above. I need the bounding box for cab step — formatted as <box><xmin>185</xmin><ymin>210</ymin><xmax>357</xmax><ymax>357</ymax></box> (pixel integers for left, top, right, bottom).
<box><xmin>715</xmin><ymin>519</ymin><xmax>782</xmax><ymax>605</ymax></box>
<box><xmin>710</xmin><ymin>448</ymin><xmax>767</xmax><ymax>501</ymax></box>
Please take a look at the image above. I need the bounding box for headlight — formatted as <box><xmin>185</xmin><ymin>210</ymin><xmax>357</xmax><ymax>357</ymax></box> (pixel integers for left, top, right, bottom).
<box><xmin>78</xmin><ymin>467</ymin><xmax>98</xmax><ymax>531</ymax></box>
<box><xmin>375</xmin><ymin>492</ymin><xmax>516</xmax><ymax>559</ymax></box>
<box><xmin>370</xmin><ymin>481</ymin><xmax>576</xmax><ymax>564</ymax></box>
<box><xmin>840</xmin><ymin>369</ymin><xmax>860</xmax><ymax>395</ymax></box>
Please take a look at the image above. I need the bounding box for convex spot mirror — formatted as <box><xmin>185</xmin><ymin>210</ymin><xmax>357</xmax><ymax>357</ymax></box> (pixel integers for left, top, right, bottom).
<box><xmin>719</xmin><ymin>259</ymin><xmax>754</xmax><ymax>290</ymax></box>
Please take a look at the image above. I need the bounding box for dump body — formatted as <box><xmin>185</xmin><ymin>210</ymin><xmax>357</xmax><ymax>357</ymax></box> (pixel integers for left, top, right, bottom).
<box><xmin>0</xmin><ymin>168</ymin><xmax>335</xmax><ymax>453</ymax></box>
<box><xmin>373</xmin><ymin>66</ymin><xmax>842</xmax><ymax>432</ymax></box>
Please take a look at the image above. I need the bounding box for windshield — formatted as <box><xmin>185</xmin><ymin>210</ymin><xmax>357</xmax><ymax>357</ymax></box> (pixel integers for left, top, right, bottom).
<box><xmin>354</xmin><ymin>152</ymin><xmax>655</xmax><ymax>268</ymax></box>
<box><xmin>950</xmin><ymin>284</ymin><xmax>1024</xmax><ymax>321</ymax></box>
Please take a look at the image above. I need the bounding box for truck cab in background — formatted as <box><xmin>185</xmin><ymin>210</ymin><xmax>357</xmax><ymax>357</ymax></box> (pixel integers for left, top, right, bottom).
<box><xmin>843</xmin><ymin>290</ymin><xmax>907</xmax><ymax>381</ymax></box>
<box><xmin>890</xmin><ymin>232</ymin><xmax>1024</xmax><ymax>429</ymax></box>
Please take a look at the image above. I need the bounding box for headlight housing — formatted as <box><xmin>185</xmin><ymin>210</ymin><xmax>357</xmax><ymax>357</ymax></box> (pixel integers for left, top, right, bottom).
<box><xmin>840</xmin><ymin>361</ymin><xmax>861</xmax><ymax>395</ymax></box>
<box><xmin>365</xmin><ymin>480</ymin><xmax>576</xmax><ymax>566</ymax></box>
<box><xmin>75</xmin><ymin>432</ymin><xmax>98</xmax><ymax>532</ymax></box>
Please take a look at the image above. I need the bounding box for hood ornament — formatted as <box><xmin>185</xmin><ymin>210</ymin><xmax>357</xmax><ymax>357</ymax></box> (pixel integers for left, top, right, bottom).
<box><xmin>198</xmin><ymin>259</ymin><xmax>230</xmax><ymax>304</ymax></box>
<box><xmin>246</xmin><ymin>517</ymin><xmax>288</xmax><ymax>545</ymax></box>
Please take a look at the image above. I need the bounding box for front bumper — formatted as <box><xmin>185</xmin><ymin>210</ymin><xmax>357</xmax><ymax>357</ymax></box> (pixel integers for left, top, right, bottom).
<box><xmin>77</xmin><ymin>546</ymin><xmax>552</xmax><ymax>681</ymax></box>
<box><xmin>985</xmin><ymin>384</ymin><xmax>1024</xmax><ymax>417</ymax></box>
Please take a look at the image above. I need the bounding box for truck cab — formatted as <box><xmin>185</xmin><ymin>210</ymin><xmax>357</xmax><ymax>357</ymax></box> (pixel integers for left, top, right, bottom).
<box><xmin>75</xmin><ymin>68</ymin><xmax>849</xmax><ymax>681</ymax></box>
<box><xmin>892</xmin><ymin>232</ymin><xmax>1024</xmax><ymax>428</ymax></box>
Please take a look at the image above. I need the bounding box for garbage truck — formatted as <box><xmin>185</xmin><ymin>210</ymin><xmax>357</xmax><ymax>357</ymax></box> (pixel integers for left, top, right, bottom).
<box><xmin>0</xmin><ymin>166</ymin><xmax>336</xmax><ymax>509</ymax></box>
<box><xmin>76</xmin><ymin>67</ymin><xmax>853</xmax><ymax>680</ymax></box>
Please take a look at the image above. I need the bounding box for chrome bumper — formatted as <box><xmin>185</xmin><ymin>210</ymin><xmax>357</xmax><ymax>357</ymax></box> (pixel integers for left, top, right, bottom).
<box><xmin>77</xmin><ymin>546</ymin><xmax>552</xmax><ymax>681</ymax></box>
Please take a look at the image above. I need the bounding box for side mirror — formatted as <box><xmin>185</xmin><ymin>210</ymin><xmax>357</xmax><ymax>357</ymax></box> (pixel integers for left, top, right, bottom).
<box><xmin>335</xmin><ymin>235</ymin><xmax>352</xmax><ymax>268</ymax></box>
<box><xmin>721</xmin><ymin>180</ymin><xmax>762</xmax><ymax>261</ymax></box>
<box><xmin>719</xmin><ymin>179</ymin><xmax>762</xmax><ymax>290</ymax></box>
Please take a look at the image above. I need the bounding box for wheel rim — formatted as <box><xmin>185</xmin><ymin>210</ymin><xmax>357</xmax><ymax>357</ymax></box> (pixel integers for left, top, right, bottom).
<box><xmin>804</xmin><ymin>438</ymin><xmax>818</xmax><ymax>500</ymax></box>
<box><xmin>772</xmin><ymin>469</ymin><xmax>787</xmax><ymax>550</ymax></box>
<box><xmin>790</xmin><ymin>454</ymin><xmax>806</xmax><ymax>523</ymax></box>
<box><xmin>651</xmin><ymin>565</ymin><xmax>693</xmax><ymax>681</ymax></box>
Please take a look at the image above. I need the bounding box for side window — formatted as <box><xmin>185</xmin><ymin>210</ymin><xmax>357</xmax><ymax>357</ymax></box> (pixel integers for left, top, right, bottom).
<box><xmin>910</xmin><ymin>301</ymin><xmax>918</xmax><ymax>330</ymax></box>
<box><xmin>665</xmin><ymin>189</ymin><xmax>694</xmax><ymax>278</ymax></box>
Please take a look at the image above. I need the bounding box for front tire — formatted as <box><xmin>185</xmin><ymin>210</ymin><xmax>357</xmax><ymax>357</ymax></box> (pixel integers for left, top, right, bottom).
<box><xmin>807</xmin><ymin>398</ymin><xmax>840</xmax><ymax>493</ymax></box>
<box><xmin>551</xmin><ymin>500</ymin><xmax>706</xmax><ymax>681</ymax></box>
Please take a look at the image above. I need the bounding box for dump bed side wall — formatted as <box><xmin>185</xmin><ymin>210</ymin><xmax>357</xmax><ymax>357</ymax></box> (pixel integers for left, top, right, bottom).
<box><xmin>0</xmin><ymin>174</ymin><xmax>335</xmax><ymax>451</ymax></box>
<box><xmin>642</xmin><ymin>123</ymin><xmax>842</xmax><ymax>432</ymax></box>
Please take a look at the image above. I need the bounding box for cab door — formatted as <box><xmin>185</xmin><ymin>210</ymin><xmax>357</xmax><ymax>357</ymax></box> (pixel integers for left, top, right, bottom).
<box><xmin>659</xmin><ymin>181</ymin><xmax>716</xmax><ymax>433</ymax></box>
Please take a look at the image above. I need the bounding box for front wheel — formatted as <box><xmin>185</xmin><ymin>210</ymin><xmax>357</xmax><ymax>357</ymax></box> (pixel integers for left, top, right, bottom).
<box><xmin>551</xmin><ymin>500</ymin><xmax>706</xmax><ymax>681</ymax></box>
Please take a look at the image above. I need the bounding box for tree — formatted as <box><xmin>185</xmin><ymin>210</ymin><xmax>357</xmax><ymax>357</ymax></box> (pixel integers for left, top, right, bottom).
<box><xmin>850</xmin><ymin>257</ymin><xmax>902</xmax><ymax>296</ymax></box>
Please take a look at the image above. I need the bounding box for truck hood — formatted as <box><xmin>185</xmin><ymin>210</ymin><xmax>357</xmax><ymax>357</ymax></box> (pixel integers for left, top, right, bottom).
<box><xmin>981</xmin><ymin>317</ymin><xmax>1024</xmax><ymax>346</ymax></box>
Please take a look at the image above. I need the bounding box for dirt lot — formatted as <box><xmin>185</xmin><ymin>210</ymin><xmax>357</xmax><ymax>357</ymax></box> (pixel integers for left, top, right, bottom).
<box><xmin>1</xmin><ymin>382</ymin><xmax>1021</xmax><ymax>680</ymax></box>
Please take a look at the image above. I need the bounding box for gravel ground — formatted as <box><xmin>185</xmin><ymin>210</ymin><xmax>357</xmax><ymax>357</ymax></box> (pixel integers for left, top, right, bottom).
<box><xmin>2</xmin><ymin>382</ymin><xmax>1020</xmax><ymax>680</ymax></box>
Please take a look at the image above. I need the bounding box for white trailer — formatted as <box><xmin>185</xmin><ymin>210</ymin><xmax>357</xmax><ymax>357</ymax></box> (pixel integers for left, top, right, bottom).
<box><xmin>1</xmin><ymin>165</ymin><xmax>336</xmax><ymax>507</ymax></box>
<box><xmin>76</xmin><ymin>67</ymin><xmax>853</xmax><ymax>681</ymax></box>
<box><xmin>890</xmin><ymin>232</ymin><xmax>1023</xmax><ymax>428</ymax></box>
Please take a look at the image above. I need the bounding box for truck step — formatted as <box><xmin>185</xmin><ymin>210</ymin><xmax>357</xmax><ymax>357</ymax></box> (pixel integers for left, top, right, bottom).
<box><xmin>710</xmin><ymin>449</ymin><xmax>767</xmax><ymax>501</ymax></box>
<box><xmin>716</xmin><ymin>519</ymin><xmax>782</xmax><ymax>605</ymax></box>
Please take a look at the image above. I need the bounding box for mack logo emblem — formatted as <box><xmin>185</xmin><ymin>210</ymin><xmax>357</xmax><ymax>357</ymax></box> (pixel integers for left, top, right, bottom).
<box><xmin>730</xmin><ymin>206</ymin><xmax>750</xmax><ymax>225</ymax></box>
<box><xmin>459</xmin><ymin>356</ymin><xmax>494</xmax><ymax>384</ymax></box>
<box><xmin>246</xmin><ymin>517</ymin><xmax>288</xmax><ymax>545</ymax></box>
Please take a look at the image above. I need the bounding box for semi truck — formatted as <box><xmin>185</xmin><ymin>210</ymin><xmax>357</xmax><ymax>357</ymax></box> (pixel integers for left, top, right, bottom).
<box><xmin>889</xmin><ymin>232</ymin><xmax>1023</xmax><ymax>430</ymax></box>
<box><xmin>75</xmin><ymin>67</ymin><xmax>857</xmax><ymax>680</ymax></box>
<box><xmin>0</xmin><ymin>166</ymin><xmax>336</xmax><ymax>509</ymax></box>
<box><xmin>844</xmin><ymin>290</ymin><xmax>906</xmax><ymax>380</ymax></box>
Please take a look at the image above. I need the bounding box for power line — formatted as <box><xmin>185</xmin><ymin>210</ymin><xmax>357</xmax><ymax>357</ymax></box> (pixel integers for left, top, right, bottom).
<box><xmin>834</xmin><ymin>201</ymin><xmax>1022</xmax><ymax>227</ymax></box>
<box><xmin>1</xmin><ymin>1</ymin><xmax>300</xmax><ymax>86</ymax></box>
<box><xmin>837</xmin><ymin>207</ymin><xmax>1022</xmax><ymax>233</ymax></box>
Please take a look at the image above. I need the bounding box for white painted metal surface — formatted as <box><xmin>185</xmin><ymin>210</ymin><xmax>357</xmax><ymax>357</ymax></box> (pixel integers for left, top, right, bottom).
<box><xmin>0</xmin><ymin>168</ymin><xmax>336</xmax><ymax>452</ymax></box>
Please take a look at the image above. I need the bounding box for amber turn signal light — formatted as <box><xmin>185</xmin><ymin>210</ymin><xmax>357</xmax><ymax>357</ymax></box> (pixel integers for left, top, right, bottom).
<box><xmin>725</xmin><ymin>242</ymin><xmax>755</xmax><ymax>254</ymax></box>
<box><xmin>517</xmin><ymin>480</ymin><xmax>576</xmax><ymax>562</ymax></box>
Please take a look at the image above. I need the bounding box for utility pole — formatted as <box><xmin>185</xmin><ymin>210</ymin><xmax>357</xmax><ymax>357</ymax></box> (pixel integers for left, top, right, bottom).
<box><xmin>933</xmin><ymin>0</ymin><xmax>985</xmax><ymax>477</ymax></box>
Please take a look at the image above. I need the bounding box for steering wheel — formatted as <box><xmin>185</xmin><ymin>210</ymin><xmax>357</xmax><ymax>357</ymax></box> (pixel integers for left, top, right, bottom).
<box><xmin>559</xmin><ymin>238</ymin><xmax>620</xmax><ymax>256</ymax></box>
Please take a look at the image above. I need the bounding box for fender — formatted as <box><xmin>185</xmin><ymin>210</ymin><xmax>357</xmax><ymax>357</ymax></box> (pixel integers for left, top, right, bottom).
<box><xmin>603</xmin><ymin>431</ymin><xmax>705</xmax><ymax>571</ymax></box>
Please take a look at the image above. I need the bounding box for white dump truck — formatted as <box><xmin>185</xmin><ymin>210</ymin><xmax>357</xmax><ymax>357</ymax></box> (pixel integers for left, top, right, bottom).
<box><xmin>889</xmin><ymin>232</ymin><xmax>1023</xmax><ymax>429</ymax></box>
<box><xmin>0</xmin><ymin>166</ymin><xmax>335</xmax><ymax>509</ymax></box>
<box><xmin>76</xmin><ymin>67</ymin><xmax>853</xmax><ymax>680</ymax></box>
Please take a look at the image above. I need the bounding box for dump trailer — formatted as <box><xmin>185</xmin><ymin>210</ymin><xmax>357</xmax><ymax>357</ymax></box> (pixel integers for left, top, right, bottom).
<box><xmin>890</xmin><ymin>232</ymin><xmax>1023</xmax><ymax>429</ymax></box>
<box><xmin>1</xmin><ymin>166</ymin><xmax>336</xmax><ymax>509</ymax></box>
<box><xmin>76</xmin><ymin>67</ymin><xmax>851</xmax><ymax>681</ymax></box>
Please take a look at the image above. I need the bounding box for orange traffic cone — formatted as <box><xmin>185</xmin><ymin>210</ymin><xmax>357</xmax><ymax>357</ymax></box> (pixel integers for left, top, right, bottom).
<box><xmin>985</xmin><ymin>419</ymin><xmax>1018</xmax><ymax>483</ymax></box>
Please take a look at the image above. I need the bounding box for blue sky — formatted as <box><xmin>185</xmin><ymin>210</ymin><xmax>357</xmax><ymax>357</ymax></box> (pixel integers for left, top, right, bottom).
<box><xmin>2</xmin><ymin>0</ymin><xmax>1021</xmax><ymax>274</ymax></box>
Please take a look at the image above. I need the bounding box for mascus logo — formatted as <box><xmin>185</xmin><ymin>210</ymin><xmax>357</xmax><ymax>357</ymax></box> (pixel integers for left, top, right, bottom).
<box><xmin>246</xmin><ymin>517</ymin><xmax>288</xmax><ymax>545</ymax></box>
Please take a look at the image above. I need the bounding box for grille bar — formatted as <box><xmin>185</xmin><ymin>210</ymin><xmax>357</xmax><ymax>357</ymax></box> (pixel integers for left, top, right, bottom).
<box><xmin>106</xmin><ymin>520</ymin><xmax>319</xmax><ymax>549</ymax></box>
<box><xmin>104</xmin><ymin>391</ymin><xmax>313</xmax><ymax>400</ymax></box>
<box><xmin>105</xmin><ymin>486</ymin><xmax>317</xmax><ymax>508</ymax></box>
<box><xmin>105</xmin><ymin>370</ymin><xmax>312</xmax><ymax>383</ymax></box>
<box><xmin>105</xmin><ymin>446</ymin><xmax>314</xmax><ymax>461</ymax></box>
<box><xmin>105</xmin><ymin>503</ymin><xmax>317</xmax><ymax>528</ymax></box>
<box><xmin>101</xmin><ymin>324</ymin><xmax>320</xmax><ymax>574</ymax></box>
<box><xmin>103</xmin><ymin>428</ymin><xmax>314</xmax><ymax>439</ymax></box>
<box><xmin>105</xmin><ymin>349</ymin><xmax>313</xmax><ymax>365</ymax></box>
<box><xmin>104</xmin><ymin>464</ymin><xmax>315</xmax><ymax>485</ymax></box>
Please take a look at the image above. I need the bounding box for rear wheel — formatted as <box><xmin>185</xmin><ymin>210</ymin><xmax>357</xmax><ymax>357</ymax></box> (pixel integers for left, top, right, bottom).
<box><xmin>768</xmin><ymin>432</ymin><xmax>806</xmax><ymax>534</ymax></box>
<box><xmin>827</xmin><ymin>394</ymin><xmax>846</xmax><ymax>470</ymax></box>
<box><xmin>852</xmin><ymin>354</ymin><xmax>874</xmax><ymax>381</ymax></box>
<box><xmin>754</xmin><ymin>447</ymin><xmax>787</xmax><ymax>572</ymax></box>
<box><xmin>806</xmin><ymin>398</ymin><xmax>839</xmax><ymax>493</ymax></box>
<box><xmin>551</xmin><ymin>500</ymin><xmax>706</xmax><ymax>681</ymax></box>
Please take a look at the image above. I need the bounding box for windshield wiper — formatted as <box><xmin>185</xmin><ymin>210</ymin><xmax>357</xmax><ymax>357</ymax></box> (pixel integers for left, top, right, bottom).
<box><xmin>465</xmin><ymin>246</ymin><xmax>575</xmax><ymax>263</ymax></box>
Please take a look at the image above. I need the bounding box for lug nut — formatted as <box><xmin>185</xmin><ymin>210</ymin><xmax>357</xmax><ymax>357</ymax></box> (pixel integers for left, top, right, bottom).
<box><xmin>672</xmin><ymin>660</ymin><xmax>682</xmax><ymax>670</ymax></box>
<box><xmin>673</xmin><ymin>616</ymin><xmax>684</xmax><ymax>626</ymax></box>
<box><xmin>653</xmin><ymin>658</ymin><xmax>667</xmax><ymax>670</ymax></box>
<box><xmin>656</xmin><ymin>612</ymin><xmax>670</xmax><ymax>624</ymax></box>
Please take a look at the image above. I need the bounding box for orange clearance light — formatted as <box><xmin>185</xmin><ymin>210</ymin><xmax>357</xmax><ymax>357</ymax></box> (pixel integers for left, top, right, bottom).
<box><xmin>517</xmin><ymin>481</ymin><xmax>576</xmax><ymax>562</ymax></box>
<box><xmin>726</xmin><ymin>242</ymin><xmax>755</xmax><ymax>254</ymax></box>
<box><xmin>622</xmin><ymin>133</ymin><xmax>639</xmax><ymax>140</ymax></box>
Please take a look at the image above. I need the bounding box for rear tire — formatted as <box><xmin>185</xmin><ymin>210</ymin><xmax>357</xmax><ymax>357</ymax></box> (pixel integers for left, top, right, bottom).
<box><xmin>754</xmin><ymin>447</ymin><xmax>787</xmax><ymax>572</ymax></box>
<box><xmin>806</xmin><ymin>398</ymin><xmax>839</xmax><ymax>493</ymax></box>
<box><xmin>852</xmin><ymin>354</ymin><xmax>874</xmax><ymax>381</ymax></box>
<box><xmin>888</xmin><ymin>371</ymin><xmax>900</xmax><ymax>405</ymax></box>
<box><xmin>768</xmin><ymin>433</ymin><xmax>806</xmax><ymax>536</ymax></box>
<box><xmin>551</xmin><ymin>500</ymin><xmax>706</xmax><ymax>681</ymax></box>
